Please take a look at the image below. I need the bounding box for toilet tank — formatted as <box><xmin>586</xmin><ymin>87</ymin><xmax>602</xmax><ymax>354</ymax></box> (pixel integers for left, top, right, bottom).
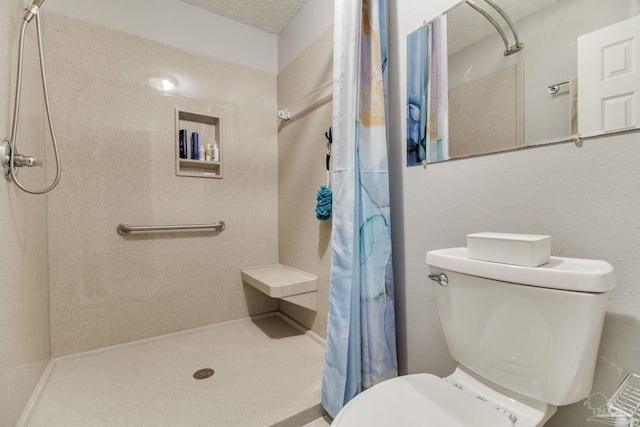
<box><xmin>426</xmin><ymin>247</ymin><xmax>616</xmax><ymax>406</ymax></box>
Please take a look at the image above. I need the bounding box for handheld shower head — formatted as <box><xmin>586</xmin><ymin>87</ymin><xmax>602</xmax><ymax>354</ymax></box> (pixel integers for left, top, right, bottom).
<box><xmin>23</xmin><ymin>0</ymin><xmax>45</xmax><ymax>23</ymax></box>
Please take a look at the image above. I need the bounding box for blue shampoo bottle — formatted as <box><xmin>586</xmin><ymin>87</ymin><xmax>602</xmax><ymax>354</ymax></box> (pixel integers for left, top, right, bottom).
<box><xmin>191</xmin><ymin>132</ymin><xmax>199</xmax><ymax>160</ymax></box>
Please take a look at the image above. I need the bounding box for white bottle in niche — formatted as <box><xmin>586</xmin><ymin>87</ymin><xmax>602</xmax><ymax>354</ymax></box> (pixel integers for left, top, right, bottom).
<box><xmin>212</xmin><ymin>142</ymin><xmax>219</xmax><ymax>162</ymax></box>
<box><xmin>205</xmin><ymin>144</ymin><xmax>212</xmax><ymax>161</ymax></box>
<box><xmin>198</xmin><ymin>144</ymin><xmax>205</xmax><ymax>161</ymax></box>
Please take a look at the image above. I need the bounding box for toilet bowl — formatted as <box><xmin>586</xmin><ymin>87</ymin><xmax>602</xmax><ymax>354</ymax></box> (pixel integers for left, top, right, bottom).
<box><xmin>332</xmin><ymin>246</ymin><xmax>615</xmax><ymax>426</ymax></box>
<box><xmin>332</xmin><ymin>368</ymin><xmax>554</xmax><ymax>426</ymax></box>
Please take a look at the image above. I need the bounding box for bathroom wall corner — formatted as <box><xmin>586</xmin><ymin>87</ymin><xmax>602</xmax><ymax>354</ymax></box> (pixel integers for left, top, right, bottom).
<box><xmin>277</xmin><ymin>24</ymin><xmax>334</xmax><ymax>338</ymax></box>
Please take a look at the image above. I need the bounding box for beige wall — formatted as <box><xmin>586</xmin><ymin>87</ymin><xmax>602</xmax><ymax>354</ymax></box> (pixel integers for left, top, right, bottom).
<box><xmin>277</xmin><ymin>26</ymin><xmax>333</xmax><ymax>338</ymax></box>
<box><xmin>44</xmin><ymin>13</ymin><xmax>280</xmax><ymax>356</ymax></box>
<box><xmin>0</xmin><ymin>0</ymin><xmax>51</xmax><ymax>424</ymax></box>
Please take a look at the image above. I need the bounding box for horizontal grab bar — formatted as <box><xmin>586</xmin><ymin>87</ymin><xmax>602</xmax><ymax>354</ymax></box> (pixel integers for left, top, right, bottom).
<box><xmin>117</xmin><ymin>221</ymin><xmax>225</xmax><ymax>236</ymax></box>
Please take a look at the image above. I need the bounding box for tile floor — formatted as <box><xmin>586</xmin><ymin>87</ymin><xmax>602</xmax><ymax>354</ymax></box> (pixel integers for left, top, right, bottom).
<box><xmin>20</xmin><ymin>314</ymin><xmax>325</xmax><ymax>426</ymax></box>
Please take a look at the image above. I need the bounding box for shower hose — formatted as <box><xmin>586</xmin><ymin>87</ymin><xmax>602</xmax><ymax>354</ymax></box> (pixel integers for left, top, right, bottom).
<box><xmin>8</xmin><ymin>8</ymin><xmax>61</xmax><ymax>194</ymax></box>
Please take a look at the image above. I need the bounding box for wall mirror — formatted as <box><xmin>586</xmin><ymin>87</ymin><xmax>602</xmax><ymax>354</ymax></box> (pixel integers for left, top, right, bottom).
<box><xmin>408</xmin><ymin>0</ymin><xmax>640</xmax><ymax>165</ymax></box>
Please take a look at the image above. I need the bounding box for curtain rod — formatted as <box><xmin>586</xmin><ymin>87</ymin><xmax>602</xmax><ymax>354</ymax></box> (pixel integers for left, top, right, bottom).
<box><xmin>465</xmin><ymin>0</ymin><xmax>524</xmax><ymax>56</ymax></box>
<box><xmin>278</xmin><ymin>80</ymin><xmax>333</xmax><ymax>121</ymax></box>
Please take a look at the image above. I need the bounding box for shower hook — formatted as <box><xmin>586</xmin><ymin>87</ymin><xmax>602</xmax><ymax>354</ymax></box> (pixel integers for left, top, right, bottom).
<box><xmin>325</xmin><ymin>127</ymin><xmax>332</xmax><ymax>144</ymax></box>
<box><xmin>324</xmin><ymin>127</ymin><xmax>332</xmax><ymax>171</ymax></box>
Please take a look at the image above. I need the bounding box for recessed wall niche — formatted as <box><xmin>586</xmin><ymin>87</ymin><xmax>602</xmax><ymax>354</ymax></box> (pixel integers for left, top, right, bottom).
<box><xmin>175</xmin><ymin>109</ymin><xmax>222</xmax><ymax>178</ymax></box>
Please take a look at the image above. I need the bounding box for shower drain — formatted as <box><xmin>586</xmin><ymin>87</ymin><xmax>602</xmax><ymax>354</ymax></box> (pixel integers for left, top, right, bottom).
<box><xmin>193</xmin><ymin>368</ymin><xmax>215</xmax><ymax>380</ymax></box>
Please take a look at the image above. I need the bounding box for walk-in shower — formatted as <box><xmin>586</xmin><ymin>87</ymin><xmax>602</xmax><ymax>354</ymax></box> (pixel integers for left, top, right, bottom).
<box><xmin>2</xmin><ymin>0</ymin><xmax>334</xmax><ymax>423</ymax></box>
<box><xmin>1</xmin><ymin>0</ymin><xmax>61</xmax><ymax>194</ymax></box>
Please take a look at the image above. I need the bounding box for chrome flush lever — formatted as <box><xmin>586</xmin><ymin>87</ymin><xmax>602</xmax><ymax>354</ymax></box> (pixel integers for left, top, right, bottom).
<box><xmin>428</xmin><ymin>273</ymin><xmax>448</xmax><ymax>286</ymax></box>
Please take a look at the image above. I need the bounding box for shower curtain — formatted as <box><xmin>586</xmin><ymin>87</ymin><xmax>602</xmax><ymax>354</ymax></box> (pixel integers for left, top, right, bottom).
<box><xmin>321</xmin><ymin>0</ymin><xmax>397</xmax><ymax>418</ymax></box>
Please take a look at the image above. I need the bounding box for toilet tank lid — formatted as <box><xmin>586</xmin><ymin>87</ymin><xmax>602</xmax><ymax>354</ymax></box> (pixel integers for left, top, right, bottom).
<box><xmin>426</xmin><ymin>247</ymin><xmax>616</xmax><ymax>293</ymax></box>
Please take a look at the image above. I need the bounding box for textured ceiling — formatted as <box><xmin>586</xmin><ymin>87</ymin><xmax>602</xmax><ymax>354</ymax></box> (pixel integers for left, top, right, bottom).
<box><xmin>179</xmin><ymin>0</ymin><xmax>309</xmax><ymax>35</ymax></box>
<box><xmin>447</xmin><ymin>0</ymin><xmax>560</xmax><ymax>55</ymax></box>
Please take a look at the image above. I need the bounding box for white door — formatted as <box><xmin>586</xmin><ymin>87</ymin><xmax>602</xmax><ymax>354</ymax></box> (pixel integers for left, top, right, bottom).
<box><xmin>578</xmin><ymin>14</ymin><xmax>640</xmax><ymax>136</ymax></box>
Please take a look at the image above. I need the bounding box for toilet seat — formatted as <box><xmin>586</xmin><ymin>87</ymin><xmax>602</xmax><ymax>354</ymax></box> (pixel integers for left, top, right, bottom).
<box><xmin>331</xmin><ymin>374</ymin><xmax>515</xmax><ymax>426</ymax></box>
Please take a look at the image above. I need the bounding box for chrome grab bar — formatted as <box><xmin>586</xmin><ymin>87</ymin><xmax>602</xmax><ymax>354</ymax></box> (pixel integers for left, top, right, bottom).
<box><xmin>117</xmin><ymin>221</ymin><xmax>225</xmax><ymax>236</ymax></box>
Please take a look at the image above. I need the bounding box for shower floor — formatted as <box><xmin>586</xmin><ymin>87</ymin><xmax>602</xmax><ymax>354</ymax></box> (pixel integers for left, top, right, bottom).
<box><xmin>21</xmin><ymin>313</ymin><xmax>326</xmax><ymax>426</ymax></box>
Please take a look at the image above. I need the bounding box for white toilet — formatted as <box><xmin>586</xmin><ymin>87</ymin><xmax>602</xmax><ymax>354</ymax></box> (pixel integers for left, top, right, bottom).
<box><xmin>331</xmin><ymin>246</ymin><xmax>616</xmax><ymax>426</ymax></box>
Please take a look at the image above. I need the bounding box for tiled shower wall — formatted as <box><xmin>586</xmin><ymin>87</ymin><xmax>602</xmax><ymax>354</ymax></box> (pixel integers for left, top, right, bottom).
<box><xmin>277</xmin><ymin>26</ymin><xmax>333</xmax><ymax>338</ymax></box>
<box><xmin>44</xmin><ymin>13</ymin><xmax>281</xmax><ymax>356</ymax></box>
<box><xmin>0</xmin><ymin>0</ymin><xmax>50</xmax><ymax>424</ymax></box>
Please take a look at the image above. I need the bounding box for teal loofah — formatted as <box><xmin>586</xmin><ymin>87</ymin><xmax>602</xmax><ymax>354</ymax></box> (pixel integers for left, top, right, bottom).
<box><xmin>315</xmin><ymin>185</ymin><xmax>332</xmax><ymax>221</ymax></box>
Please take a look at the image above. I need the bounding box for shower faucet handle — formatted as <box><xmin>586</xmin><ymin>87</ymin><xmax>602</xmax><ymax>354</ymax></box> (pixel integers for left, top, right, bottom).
<box><xmin>13</xmin><ymin>154</ymin><xmax>43</xmax><ymax>167</ymax></box>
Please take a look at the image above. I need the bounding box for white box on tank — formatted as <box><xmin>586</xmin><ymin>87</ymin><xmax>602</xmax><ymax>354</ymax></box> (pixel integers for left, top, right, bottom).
<box><xmin>467</xmin><ymin>232</ymin><xmax>551</xmax><ymax>267</ymax></box>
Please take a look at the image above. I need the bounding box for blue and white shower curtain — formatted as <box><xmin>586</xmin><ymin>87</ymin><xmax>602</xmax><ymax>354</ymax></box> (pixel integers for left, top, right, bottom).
<box><xmin>406</xmin><ymin>16</ymin><xmax>448</xmax><ymax>165</ymax></box>
<box><xmin>321</xmin><ymin>0</ymin><xmax>397</xmax><ymax>418</ymax></box>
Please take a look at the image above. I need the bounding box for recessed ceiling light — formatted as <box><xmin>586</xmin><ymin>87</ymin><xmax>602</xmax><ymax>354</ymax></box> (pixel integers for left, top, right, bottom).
<box><xmin>149</xmin><ymin>76</ymin><xmax>177</xmax><ymax>92</ymax></box>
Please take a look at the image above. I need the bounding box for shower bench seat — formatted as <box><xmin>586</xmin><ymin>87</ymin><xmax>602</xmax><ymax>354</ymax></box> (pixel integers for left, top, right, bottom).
<box><xmin>241</xmin><ymin>264</ymin><xmax>318</xmax><ymax>311</ymax></box>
